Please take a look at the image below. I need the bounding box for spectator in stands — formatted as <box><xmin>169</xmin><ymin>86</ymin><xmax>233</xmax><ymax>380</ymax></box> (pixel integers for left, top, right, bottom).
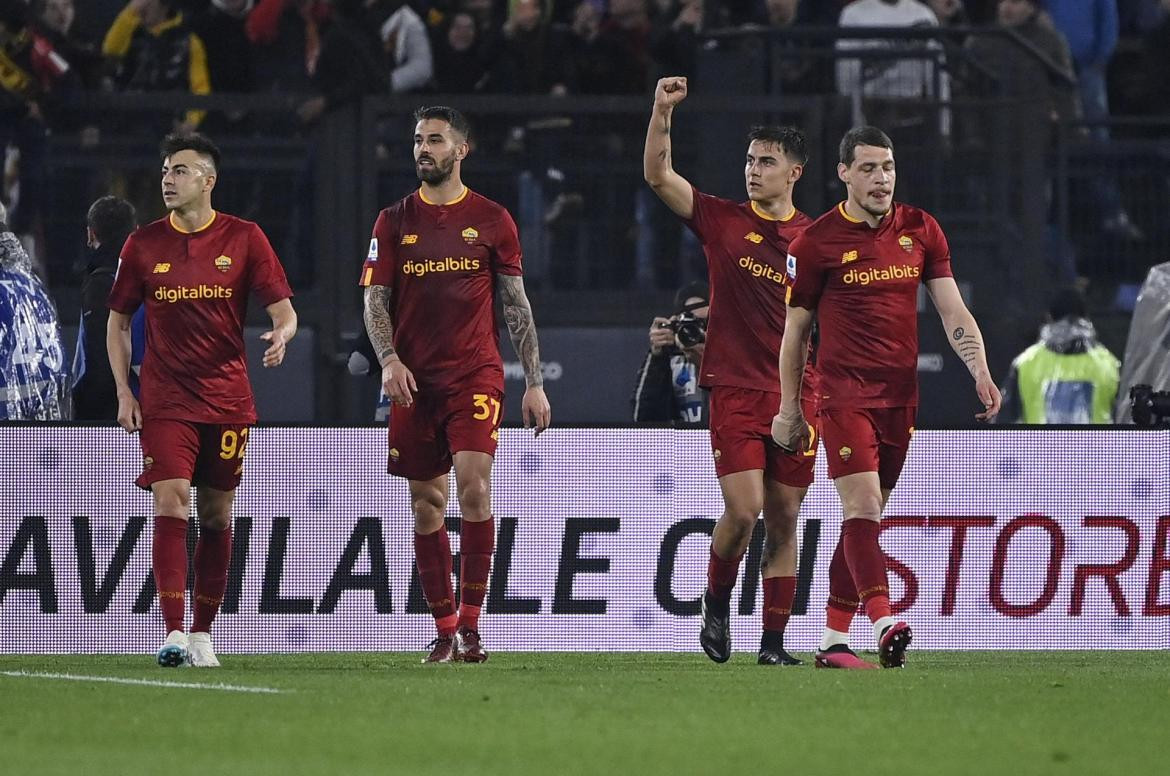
<box><xmin>603</xmin><ymin>0</ymin><xmax>652</xmax><ymax>93</ymax></box>
<box><xmin>1</xmin><ymin>0</ymin><xmax>76</xmax><ymax>274</ymax></box>
<box><xmin>966</xmin><ymin>0</ymin><xmax>1080</xmax><ymax>127</ymax></box>
<box><xmin>72</xmin><ymin>195</ymin><xmax>136</xmax><ymax>421</ymax></box>
<box><xmin>925</xmin><ymin>0</ymin><xmax>971</xmax><ymax>43</ymax></box>
<box><xmin>749</xmin><ymin>0</ymin><xmax>834</xmax><ymax>95</ymax></box>
<box><xmin>36</xmin><ymin>0</ymin><xmax>104</xmax><ymax>88</ymax></box>
<box><xmin>186</xmin><ymin>0</ymin><xmax>255</xmax><ymax>96</ymax></box>
<box><xmin>102</xmin><ymin>0</ymin><xmax>211</xmax><ymax>132</ymax></box>
<box><xmin>0</xmin><ymin>200</ymin><xmax>69</xmax><ymax>420</ymax></box>
<box><xmin>379</xmin><ymin>0</ymin><xmax>433</xmax><ymax>93</ymax></box>
<box><xmin>430</xmin><ymin>10</ymin><xmax>493</xmax><ymax>93</ymax></box>
<box><xmin>1046</xmin><ymin>0</ymin><xmax>1142</xmax><ymax>240</ymax></box>
<box><xmin>999</xmin><ymin>287</ymin><xmax>1120</xmax><ymax>423</ymax></box>
<box><xmin>632</xmin><ymin>280</ymin><xmax>709</xmax><ymax>426</ymax></box>
<box><xmin>297</xmin><ymin>0</ymin><xmax>389</xmax><ymax>123</ymax></box>
<box><xmin>568</xmin><ymin>0</ymin><xmax>634</xmax><ymax>93</ymax></box>
<box><xmin>246</xmin><ymin>0</ymin><xmax>329</xmax><ymax>95</ymax></box>
<box><xmin>836</xmin><ymin>0</ymin><xmax>951</xmax><ymax>137</ymax></box>
<box><xmin>649</xmin><ymin>0</ymin><xmax>703</xmax><ymax>83</ymax></box>
<box><xmin>493</xmin><ymin>0</ymin><xmax>568</xmax><ymax>94</ymax></box>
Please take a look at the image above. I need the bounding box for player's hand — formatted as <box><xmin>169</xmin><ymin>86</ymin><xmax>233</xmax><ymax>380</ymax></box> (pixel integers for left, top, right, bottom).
<box><xmin>649</xmin><ymin>317</ymin><xmax>674</xmax><ymax>354</ymax></box>
<box><xmin>653</xmin><ymin>77</ymin><xmax>688</xmax><ymax>111</ymax></box>
<box><xmin>975</xmin><ymin>373</ymin><xmax>1002</xmax><ymax>422</ymax></box>
<box><xmin>522</xmin><ymin>385</ymin><xmax>551</xmax><ymax>437</ymax></box>
<box><xmin>260</xmin><ymin>329</ymin><xmax>288</xmax><ymax>368</ymax></box>
<box><xmin>682</xmin><ymin>341</ymin><xmax>705</xmax><ymax>364</ymax></box>
<box><xmin>381</xmin><ymin>357</ymin><xmax>418</xmax><ymax>407</ymax></box>
<box><xmin>771</xmin><ymin>404</ymin><xmax>810</xmax><ymax>454</ymax></box>
<box><xmin>116</xmin><ymin>391</ymin><xmax>142</xmax><ymax>433</ymax></box>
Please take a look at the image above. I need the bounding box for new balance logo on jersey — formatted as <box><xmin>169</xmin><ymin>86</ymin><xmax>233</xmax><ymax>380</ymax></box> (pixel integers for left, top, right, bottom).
<box><xmin>154</xmin><ymin>284</ymin><xmax>234</xmax><ymax>303</ymax></box>
<box><xmin>842</xmin><ymin>265</ymin><xmax>920</xmax><ymax>286</ymax></box>
<box><xmin>401</xmin><ymin>234</ymin><xmax>418</xmax><ymax>245</ymax></box>
<box><xmin>841</xmin><ymin>250</ymin><xmax>858</xmax><ymax>264</ymax></box>
<box><xmin>152</xmin><ymin>263</ymin><xmax>171</xmax><ymax>274</ymax></box>
<box><xmin>745</xmin><ymin>232</ymin><xmax>763</xmax><ymax>244</ymax></box>
<box><xmin>738</xmin><ymin>256</ymin><xmax>784</xmax><ymax>284</ymax></box>
<box><xmin>403</xmin><ymin>257</ymin><xmax>481</xmax><ymax>277</ymax></box>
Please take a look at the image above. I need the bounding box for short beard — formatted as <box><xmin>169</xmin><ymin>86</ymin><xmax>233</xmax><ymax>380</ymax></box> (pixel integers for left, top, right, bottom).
<box><xmin>416</xmin><ymin>156</ymin><xmax>455</xmax><ymax>185</ymax></box>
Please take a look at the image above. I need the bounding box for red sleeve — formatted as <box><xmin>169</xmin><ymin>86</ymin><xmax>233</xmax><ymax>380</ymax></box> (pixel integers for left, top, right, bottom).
<box><xmin>245</xmin><ymin>0</ymin><xmax>289</xmax><ymax>45</ymax></box>
<box><xmin>783</xmin><ymin>232</ymin><xmax>827</xmax><ymax>310</ymax></box>
<box><xmin>491</xmin><ymin>209</ymin><xmax>523</xmax><ymax>276</ymax></box>
<box><xmin>681</xmin><ymin>186</ymin><xmax>725</xmax><ymax>245</ymax></box>
<box><xmin>358</xmin><ymin>210</ymin><xmax>397</xmax><ymax>287</ymax></box>
<box><xmin>107</xmin><ymin>234</ymin><xmax>145</xmax><ymax>314</ymax></box>
<box><xmin>922</xmin><ymin>213</ymin><xmax>954</xmax><ymax>281</ymax></box>
<box><xmin>247</xmin><ymin>224</ymin><xmax>293</xmax><ymax>306</ymax></box>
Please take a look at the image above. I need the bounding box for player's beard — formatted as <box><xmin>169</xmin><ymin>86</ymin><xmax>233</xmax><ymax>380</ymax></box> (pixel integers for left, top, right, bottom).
<box><xmin>416</xmin><ymin>154</ymin><xmax>455</xmax><ymax>185</ymax></box>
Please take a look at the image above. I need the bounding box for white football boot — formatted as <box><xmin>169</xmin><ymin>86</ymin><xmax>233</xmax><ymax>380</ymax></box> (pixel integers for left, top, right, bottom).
<box><xmin>187</xmin><ymin>632</ymin><xmax>221</xmax><ymax>667</ymax></box>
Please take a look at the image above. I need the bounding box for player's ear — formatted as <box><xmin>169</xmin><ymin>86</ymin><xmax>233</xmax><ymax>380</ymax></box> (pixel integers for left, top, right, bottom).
<box><xmin>837</xmin><ymin>162</ymin><xmax>849</xmax><ymax>183</ymax></box>
<box><xmin>455</xmin><ymin>140</ymin><xmax>469</xmax><ymax>162</ymax></box>
<box><xmin>204</xmin><ymin>172</ymin><xmax>217</xmax><ymax>192</ymax></box>
<box><xmin>789</xmin><ymin>163</ymin><xmax>804</xmax><ymax>184</ymax></box>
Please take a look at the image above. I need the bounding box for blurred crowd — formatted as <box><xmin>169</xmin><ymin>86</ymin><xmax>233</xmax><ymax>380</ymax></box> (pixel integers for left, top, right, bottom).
<box><xmin>3</xmin><ymin>0</ymin><xmax>1170</xmax><ymax>285</ymax></box>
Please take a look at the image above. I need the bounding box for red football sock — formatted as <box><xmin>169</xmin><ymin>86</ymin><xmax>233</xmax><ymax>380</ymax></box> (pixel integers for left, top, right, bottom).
<box><xmin>191</xmin><ymin>523</ymin><xmax>232</xmax><ymax>634</ymax></box>
<box><xmin>152</xmin><ymin>516</ymin><xmax>189</xmax><ymax>635</ymax></box>
<box><xmin>458</xmin><ymin>517</ymin><xmax>494</xmax><ymax>631</ymax></box>
<box><xmin>825</xmin><ymin>535</ymin><xmax>860</xmax><ymax>633</ymax></box>
<box><xmin>841</xmin><ymin>518</ymin><xmax>891</xmax><ymax>625</ymax></box>
<box><xmin>762</xmin><ymin>576</ymin><xmax>796</xmax><ymax>634</ymax></box>
<box><xmin>415</xmin><ymin>527</ymin><xmax>456</xmax><ymax>635</ymax></box>
<box><xmin>706</xmin><ymin>546</ymin><xmax>744</xmax><ymax>607</ymax></box>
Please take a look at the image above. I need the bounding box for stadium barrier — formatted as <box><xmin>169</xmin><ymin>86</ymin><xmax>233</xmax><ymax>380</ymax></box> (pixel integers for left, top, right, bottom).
<box><xmin>2</xmin><ymin>427</ymin><xmax>1167</xmax><ymax>653</ymax></box>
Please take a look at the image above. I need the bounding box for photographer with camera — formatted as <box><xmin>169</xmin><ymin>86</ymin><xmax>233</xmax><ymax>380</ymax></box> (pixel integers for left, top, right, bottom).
<box><xmin>999</xmin><ymin>287</ymin><xmax>1120</xmax><ymax>424</ymax></box>
<box><xmin>632</xmin><ymin>281</ymin><xmax>709</xmax><ymax>426</ymax></box>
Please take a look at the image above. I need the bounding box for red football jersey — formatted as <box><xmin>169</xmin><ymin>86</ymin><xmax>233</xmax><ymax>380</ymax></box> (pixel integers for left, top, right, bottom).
<box><xmin>785</xmin><ymin>202</ymin><xmax>953</xmax><ymax>410</ymax></box>
<box><xmin>358</xmin><ymin>187</ymin><xmax>523</xmax><ymax>393</ymax></box>
<box><xmin>684</xmin><ymin>187</ymin><xmax>814</xmax><ymax>394</ymax></box>
<box><xmin>108</xmin><ymin>211</ymin><xmax>293</xmax><ymax>423</ymax></box>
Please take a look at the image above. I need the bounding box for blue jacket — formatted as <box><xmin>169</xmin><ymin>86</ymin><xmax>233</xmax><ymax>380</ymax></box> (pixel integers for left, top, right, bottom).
<box><xmin>1046</xmin><ymin>0</ymin><xmax>1119</xmax><ymax>67</ymax></box>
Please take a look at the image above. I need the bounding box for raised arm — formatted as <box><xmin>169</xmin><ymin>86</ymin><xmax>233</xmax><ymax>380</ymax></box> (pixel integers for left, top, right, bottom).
<box><xmin>363</xmin><ymin>283</ymin><xmax>417</xmax><ymax>407</ymax></box>
<box><xmin>771</xmin><ymin>305</ymin><xmax>815</xmax><ymax>452</ymax></box>
<box><xmin>260</xmin><ymin>298</ymin><xmax>297</xmax><ymax>368</ymax></box>
<box><xmin>925</xmin><ymin>276</ymin><xmax>1002</xmax><ymax>420</ymax></box>
<box><xmin>643</xmin><ymin>76</ymin><xmax>695</xmax><ymax>219</ymax></box>
<box><xmin>106</xmin><ymin>309</ymin><xmax>140</xmax><ymax>432</ymax></box>
<box><xmin>498</xmin><ymin>274</ymin><xmax>551</xmax><ymax>435</ymax></box>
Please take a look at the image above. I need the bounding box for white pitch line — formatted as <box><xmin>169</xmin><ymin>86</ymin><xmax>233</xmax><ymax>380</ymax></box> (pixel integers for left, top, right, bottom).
<box><xmin>0</xmin><ymin>670</ymin><xmax>284</xmax><ymax>694</ymax></box>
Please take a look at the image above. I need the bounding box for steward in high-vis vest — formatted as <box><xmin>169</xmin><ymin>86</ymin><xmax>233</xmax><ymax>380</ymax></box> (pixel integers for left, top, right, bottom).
<box><xmin>999</xmin><ymin>289</ymin><xmax>1120</xmax><ymax>424</ymax></box>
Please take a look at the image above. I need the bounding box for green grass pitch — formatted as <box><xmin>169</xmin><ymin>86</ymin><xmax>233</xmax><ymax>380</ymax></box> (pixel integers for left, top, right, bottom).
<box><xmin>2</xmin><ymin>652</ymin><xmax>1167</xmax><ymax>775</ymax></box>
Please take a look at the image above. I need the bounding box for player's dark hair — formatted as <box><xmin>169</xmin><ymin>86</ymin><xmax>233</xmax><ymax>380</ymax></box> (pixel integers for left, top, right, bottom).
<box><xmin>87</xmin><ymin>196</ymin><xmax>137</xmax><ymax>249</ymax></box>
<box><xmin>160</xmin><ymin>132</ymin><xmax>222</xmax><ymax>172</ymax></box>
<box><xmin>1049</xmin><ymin>288</ymin><xmax>1088</xmax><ymax>321</ymax></box>
<box><xmin>747</xmin><ymin>126</ymin><xmax>808</xmax><ymax>165</ymax></box>
<box><xmin>414</xmin><ymin>105</ymin><xmax>472</xmax><ymax>141</ymax></box>
<box><xmin>839</xmin><ymin>126</ymin><xmax>894</xmax><ymax>166</ymax></box>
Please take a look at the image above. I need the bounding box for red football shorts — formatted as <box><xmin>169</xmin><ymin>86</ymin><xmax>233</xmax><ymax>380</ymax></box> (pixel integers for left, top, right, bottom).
<box><xmin>819</xmin><ymin>406</ymin><xmax>916</xmax><ymax>489</ymax></box>
<box><xmin>709</xmin><ymin>386</ymin><xmax>817</xmax><ymax>487</ymax></box>
<box><xmin>136</xmin><ymin>419</ymin><xmax>251</xmax><ymax>491</ymax></box>
<box><xmin>386</xmin><ymin>386</ymin><xmax>503</xmax><ymax>481</ymax></box>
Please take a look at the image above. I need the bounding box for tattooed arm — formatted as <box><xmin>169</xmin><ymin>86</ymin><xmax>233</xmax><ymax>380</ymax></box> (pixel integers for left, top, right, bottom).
<box><xmin>499</xmin><ymin>274</ymin><xmax>551</xmax><ymax>434</ymax></box>
<box><xmin>926</xmin><ymin>277</ymin><xmax>1002</xmax><ymax>420</ymax></box>
<box><xmin>643</xmin><ymin>76</ymin><xmax>694</xmax><ymax>219</ymax></box>
<box><xmin>363</xmin><ymin>283</ymin><xmax>417</xmax><ymax>406</ymax></box>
